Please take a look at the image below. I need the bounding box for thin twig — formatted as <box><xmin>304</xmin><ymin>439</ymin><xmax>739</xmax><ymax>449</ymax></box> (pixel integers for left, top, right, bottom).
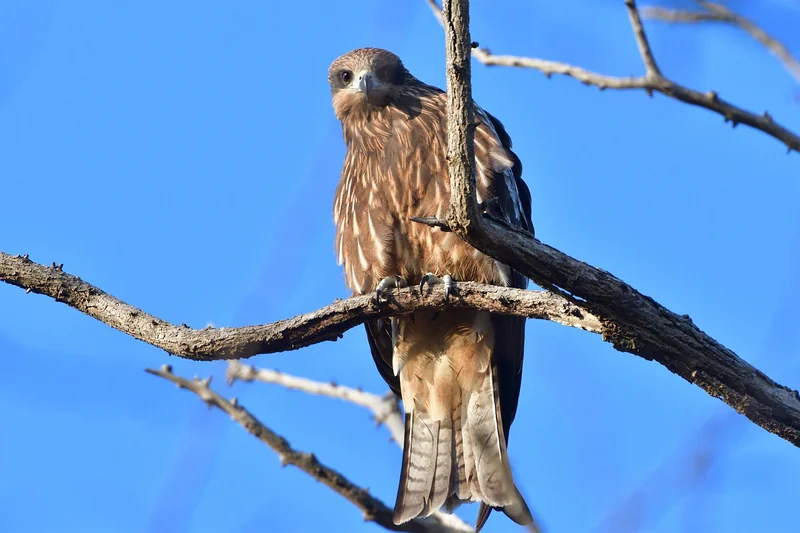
<box><xmin>0</xmin><ymin>252</ymin><xmax>600</xmax><ymax>360</ymax></box>
<box><xmin>424</xmin><ymin>0</ymin><xmax>800</xmax><ymax>153</ymax></box>
<box><xmin>146</xmin><ymin>365</ymin><xmax>471</xmax><ymax>533</ymax></box>
<box><xmin>226</xmin><ymin>360</ymin><xmax>406</xmax><ymax>445</ymax></box>
<box><xmin>625</xmin><ymin>0</ymin><xmax>662</xmax><ymax>76</ymax></box>
<box><xmin>642</xmin><ymin>1</ymin><xmax>800</xmax><ymax>82</ymax></box>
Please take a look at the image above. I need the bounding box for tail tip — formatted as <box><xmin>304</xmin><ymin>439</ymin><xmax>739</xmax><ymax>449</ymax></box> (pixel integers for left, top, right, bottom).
<box><xmin>504</xmin><ymin>498</ymin><xmax>534</xmax><ymax>527</ymax></box>
<box><xmin>475</xmin><ymin>488</ymin><xmax>536</xmax><ymax>533</ymax></box>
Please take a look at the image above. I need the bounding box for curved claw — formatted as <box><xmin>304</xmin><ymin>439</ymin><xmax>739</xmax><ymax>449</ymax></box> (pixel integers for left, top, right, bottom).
<box><xmin>374</xmin><ymin>276</ymin><xmax>408</xmax><ymax>303</ymax></box>
<box><xmin>419</xmin><ymin>274</ymin><xmax>432</xmax><ymax>293</ymax></box>
<box><xmin>442</xmin><ymin>275</ymin><xmax>455</xmax><ymax>301</ymax></box>
<box><xmin>419</xmin><ymin>272</ymin><xmax>457</xmax><ymax>301</ymax></box>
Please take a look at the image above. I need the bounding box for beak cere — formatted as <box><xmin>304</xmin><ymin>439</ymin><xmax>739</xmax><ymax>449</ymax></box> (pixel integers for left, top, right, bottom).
<box><xmin>358</xmin><ymin>71</ymin><xmax>375</xmax><ymax>96</ymax></box>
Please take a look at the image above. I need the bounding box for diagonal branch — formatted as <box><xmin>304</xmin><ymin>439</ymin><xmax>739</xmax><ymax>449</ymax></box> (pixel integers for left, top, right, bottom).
<box><xmin>0</xmin><ymin>252</ymin><xmax>600</xmax><ymax>361</ymax></box>
<box><xmin>626</xmin><ymin>0</ymin><xmax>662</xmax><ymax>76</ymax></box>
<box><xmin>145</xmin><ymin>365</ymin><xmax>470</xmax><ymax>533</ymax></box>
<box><xmin>435</xmin><ymin>0</ymin><xmax>800</xmax><ymax>449</ymax></box>
<box><xmin>642</xmin><ymin>1</ymin><xmax>800</xmax><ymax>83</ymax></box>
<box><xmin>226</xmin><ymin>360</ymin><xmax>406</xmax><ymax>446</ymax></box>
<box><xmin>228</xmin><ymin>364</ymin><xmax>547</xmax><ymax>532</ymax></box>
<box><xmin>225</xmin><ymin>362</ymin><xmax>475</xmax><ymax>531</ymax></box>
<box><xmin>425</xmin><ymin>0</ymin><xmax>800</xmax><ymax>153</ymax></box>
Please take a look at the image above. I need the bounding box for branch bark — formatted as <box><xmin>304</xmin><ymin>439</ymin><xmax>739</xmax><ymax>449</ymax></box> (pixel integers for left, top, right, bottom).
<box><xmin>441</xmin><ymin>0</ymin><xmax>480</xmax><ymax>234</ymax></box>
<box><xmin>425</xmin><ymin>0</ymin><xmax>800</xmax><ymax>154</ymax></box>
<box><xmin>0</xmin><ymin>251</ymin><xmax>600</xmax><ymax>361</ymax></box>
<box><xmin>146</xmin><ymin>366</ymin><xmax>471</xmax><ymax>533</ymax></box>
<box><xmin>433</xmin><ymin>0</ymin><xmax>800</xmax><ymax>448</ymax></box>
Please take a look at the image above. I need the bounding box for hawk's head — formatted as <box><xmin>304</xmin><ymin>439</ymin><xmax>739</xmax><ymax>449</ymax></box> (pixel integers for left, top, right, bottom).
<box><xmin>328</xmin><ymin>48</ymin><xmax>412</xmax><ymax>120</ymax></box>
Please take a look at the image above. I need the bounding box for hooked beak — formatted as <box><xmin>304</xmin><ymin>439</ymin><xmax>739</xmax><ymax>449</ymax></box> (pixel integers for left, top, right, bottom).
<box><xmin>357</xmin><ymin>71</ymin><xmax>375</xmax><ymax>97</ymax></box>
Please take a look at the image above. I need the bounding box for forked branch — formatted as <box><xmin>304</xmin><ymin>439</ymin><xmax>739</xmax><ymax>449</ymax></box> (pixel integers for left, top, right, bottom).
<box><xmin>426</xmin><ymin>0</ymin><xmax>800</xmax><ymax>153</ymax></box>
<box><xmin>224</xmin><ymin>361</ymin><xmax>475</xmax><ymax>530</ymax></box>
<box><xmin>146</xmin><ymin>365</ymin><xmax>471</xmax><ymax>533</ymax></box>
<box><xmin>642</xmin><ymin>1</ymin><xmax>800</xmax><ymax>83</ymax></box>
<box><xmin>226</xmin><ymin>360</ymin><xmax>406</xmax><ymax>445</ymax></box>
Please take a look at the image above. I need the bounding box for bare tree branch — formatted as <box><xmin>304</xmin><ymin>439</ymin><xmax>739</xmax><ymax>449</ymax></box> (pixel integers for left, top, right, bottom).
<box><xmin>226</xmin><ymin>360</ymin><xmax>406</xmax><ymax>446</ymax></box>
<box><xmin>3</xmin><ymin>5</ymin><xmax>799</xmax><ymax>528</ymax></box>
<box><xmin>4</xmin><ymin>2</ymin><xmax>792</xmax><ymax>529</ymax></box>
<box><xmin>425</xmin><ymin>0</ymin><xmax>800</xmax><ymax>153</ymax></box>
<box><xmin>433</xmin><ymin>0</ymin><xmax>800</xmax><ymax>448</ymax></box>
<box><xmin>0</xmin><ymin>252</ymin><xmax>600</xmax><ymax>360</ymax></box>
<box><xmin>145</xmin><ymin>365</ymin><xmax>470</xmax><ymax>533</ymax></box>
<box><xmin>440</xmin><ymin>0</ymin><xmax>480</xmax><ymax>235</ymax></box>
<box><xmin>626</xmin><ymin>0</ymin><xmax>662</xmax><ymax>76</ymax></box>
<box><xmin>642</xmin><ymin>1</ymin><xmax>800</xmax><ymax>83</ymax></box>
<box><xmin>1</xmin><ymin>0</ymin><xmax>797</xmax><ymax>451</ymax></box>
<box><xmin>225</xmin><ymin>362</ymin><xmax>476</xmax><ymax>531</ymax></box>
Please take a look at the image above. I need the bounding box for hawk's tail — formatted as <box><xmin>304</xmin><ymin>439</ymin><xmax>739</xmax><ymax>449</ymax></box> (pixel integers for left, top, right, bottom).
<box><xmin>391</xmin><ymin>358</ymin><xmax>532</xmax><ymax>530</ymax></box>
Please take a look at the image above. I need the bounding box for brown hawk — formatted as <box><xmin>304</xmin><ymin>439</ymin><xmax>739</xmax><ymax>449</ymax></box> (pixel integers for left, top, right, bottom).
<box><xmin>329</xmin><ymin>47</ymin><xmax>534</xmax><ymax>531</ymax></box>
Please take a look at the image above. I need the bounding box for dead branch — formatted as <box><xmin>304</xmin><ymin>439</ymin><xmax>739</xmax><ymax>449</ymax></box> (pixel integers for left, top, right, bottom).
<box><xmin>435</xmin><ymin>0</ymin><xmax>800</xmax><ymax>448</ymax></box>
<box><xmin>0</xmin><ymin>251</ymin><xmax>600</xmax><ymax>360</ymax></box>
<box><xmin>0</xmin><ymin>0</ymin><xmax>796</xmax><ymax>450</ymax></box>
<box><xmin>425</xmin><ymin>0</ymin><xmax>800</xmax><ymax>153</ymax></box>
<box><xmin>642</xmin><ymin>1</ymin><xmax>800</xmax><ymax>83</ymax></box>
<box><xmin>627</xmin><ymin>0</ymin><xmax>662</xmax><ymax>76</ymax></box>
<box><xmin>145</xmin><ymin>365</ymin><xmax>470</xmax><ymax>533</ymax></box>
<box><xmin>1</xmin><ymin>2</ymin><xmax>798</xmax><ymax>524</ymax></box>
<box><xmin>226</xmin><ymin>360</ymin><xmax>406</xmax><ymax>446</ymax></box>
<box><xmin>225</xmin><ymin>362</ymin><xmax>545</xmax><ymax>532</ymax></box>
<box><xmin>225</xmin><ymin>362</ymin><xmax>474</xmax><ymax>530</ymax></box>
<box><xmin>3</xmin><ymin>2</ymin><xmax>793</xmax><ymax>530</ymax></box>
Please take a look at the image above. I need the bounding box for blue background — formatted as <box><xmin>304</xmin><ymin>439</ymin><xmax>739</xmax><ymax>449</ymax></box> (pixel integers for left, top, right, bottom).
<box><xmin>1</xmin><ymin>1</ymin><xmax>799</xmax><ymax>532</ymax></box>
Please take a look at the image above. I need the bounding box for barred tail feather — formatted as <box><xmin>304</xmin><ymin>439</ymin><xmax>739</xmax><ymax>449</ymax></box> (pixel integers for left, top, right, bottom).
<box><xmin>430</xmin><ymin>417</ymin><xmax>454</xmax><ymax>511</ymax></box>
<box><xmin>393</xmin><ymin>413</ymin><xmax>454</xmax><ymax>523</ymax></box>
<box><xmin>392</xmin><ymin>362</ymin><xmax>533</xmax><ymax>528</ymax></box>
<box><xmin>472</xmin><ymin>362</ymin><xmax>534</xmax><ymax>531</ymax></box>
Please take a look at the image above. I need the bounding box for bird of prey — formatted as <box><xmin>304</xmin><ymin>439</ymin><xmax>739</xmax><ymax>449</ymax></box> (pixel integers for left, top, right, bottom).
<box><xmin>329</xmin><ymin>47</ymin><xmax>534</xmax><ymax>531</ymax></box>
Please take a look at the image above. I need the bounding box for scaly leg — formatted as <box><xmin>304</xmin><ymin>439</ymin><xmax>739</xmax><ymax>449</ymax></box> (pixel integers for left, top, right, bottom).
<box><xmin>374</xmin><ymin>275</ymin><xmax>408</xmax><ymax>303</ymax></box>
<box><xmin>419</xmin><ymin>272</ymin><xmax>457</xmax><ymax>301</ymax></box>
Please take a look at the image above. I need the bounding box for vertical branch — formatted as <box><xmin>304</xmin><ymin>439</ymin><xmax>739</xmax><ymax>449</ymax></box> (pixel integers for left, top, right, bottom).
<box><xmin>441</xmin><ymin>0</ymin><xmax>481</xmax><ymax>235</ymax></box>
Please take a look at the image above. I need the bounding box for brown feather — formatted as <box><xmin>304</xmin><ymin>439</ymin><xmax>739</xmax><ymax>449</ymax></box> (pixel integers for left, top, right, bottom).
<box><xmin>330</xmin><ymin>47</ymin><xmax>533</xmax><ymax>529</ymax></box>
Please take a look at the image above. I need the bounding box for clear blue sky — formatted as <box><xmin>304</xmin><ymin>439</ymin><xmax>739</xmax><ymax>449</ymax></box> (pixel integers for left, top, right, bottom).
<box><xmin>1</xmin><ymin>1</ymin><xmax>799</xmax><ymax>532</ymax></box>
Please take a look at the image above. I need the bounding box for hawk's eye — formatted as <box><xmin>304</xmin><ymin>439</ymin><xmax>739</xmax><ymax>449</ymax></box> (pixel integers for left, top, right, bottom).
<box><xmin>340</xmin><ymin>70</ymin><xmax>353</xmax><ymax>84</ymax></box>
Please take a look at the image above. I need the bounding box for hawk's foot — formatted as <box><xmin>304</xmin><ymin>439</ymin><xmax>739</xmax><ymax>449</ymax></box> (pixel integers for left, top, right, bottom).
<box><xmin>419</xmin><ymin>273</ymin><xmax>457</xmax><ymax>301</ymax></box>
<box><xmin>374</xmin><ymin>276</ymin><xmax>408</xmax><ymax>303</ymax></box>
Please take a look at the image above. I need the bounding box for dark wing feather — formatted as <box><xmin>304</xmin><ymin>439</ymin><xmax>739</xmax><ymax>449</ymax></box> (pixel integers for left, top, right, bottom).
<box><xmin>476</xmin><ymin>110</ymin><xmax>533</xmax><ymax>533</ymax></box>
<box><xmin>364</xmin><ymin>319</ymin><xmax>401</xmax><ymax>398</ymax></box>
<box><xmin>484</xmin><ymin>110</ymin><xmax>534</xmax><ymax>237</ymax></box>
<box><xmin>484</xmin><ymin>110</ymin><xmax>532</xmax><ymax>431</ymax></box>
